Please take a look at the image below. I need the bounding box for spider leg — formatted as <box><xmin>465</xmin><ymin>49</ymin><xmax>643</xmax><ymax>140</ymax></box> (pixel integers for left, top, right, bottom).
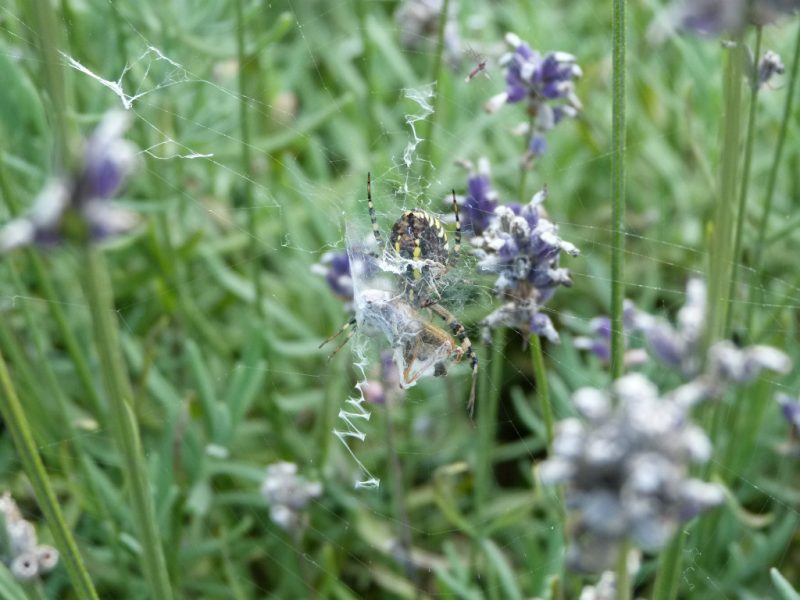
<box><xmin>319</xmin><ymin>317</ymin><xmax>357</xmax><ymax>360</ymax></box>
<box><xmin>450</xmin><ymin>189</ymin><xmax>461</xmax><ymax>266</ymax></box>
<box><xmin>428</xmin><ymin>302</ymin><xmax>478</xmax><ymax>416</ymax></box>
<box><xmin>367</xmin><ymin>172</ymin><xmax>382</xmax><ymax>247</ymax></box>
<box><xmin>401</xmin><ymin>338</ymin><xmax>424</xmax><ymax>387</ymax></box>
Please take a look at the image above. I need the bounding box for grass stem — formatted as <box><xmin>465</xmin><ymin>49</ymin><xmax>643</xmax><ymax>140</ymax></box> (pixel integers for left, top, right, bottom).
<box><xmin>529</xmin><ymin>334</ymin><xmax>553</xmax><ymax>449</ymax></box>
<box><xmin>652</xmin><ymin>529</ymin><xmax>686</xmax><ymax>600</ymax></box>
<box><xmin>725</xmin><ymin>26</ymin><xmax>762</xmax><ymax>337</ymax></box>
<box><xmin>83</xmin><ymin>247</ymin><xmax>174</xmax><ymax>600</ymax></box>
<box><xmin>615</xmin><ymin>539</ymin><xmax>631</xmax><ymax>600</ymax></box>
<box><xmin>384</xmin><ymin>401</ymin><xmax>417</xmax><ymax>589</ymax></box>
<box><xmin>355</xmin><ymin>0</ymin><xmax>376</xmax><ymax>149</ymax></box>
<box><xmin>474</xmin><ymin>328</ymin><xmax>505</xmax><ymax>528</ymax></box>
<box><xmin>235</xmin><ymin>0</ymin><xmax>266</xmax><ymax>319</ymax></box>
<box><xmin>706</xmin><ymin>35</ymin><xmax>745</xmax><ymax>349</ymax></box>
<box><xmin>30</xmin><ymin>0</ymin><xmax>72</xmax><ymax>164</ymax></box>
<box><xmin>744</xmin><ymin>20</ymin><xmax>800</xmax><ymax>338</ymax></box>
<box><xmin>610</xmin><ymin>0</ymin><xmax>627</xmax><ymax>381</ymax></box>
<box><xmin>421</xmin><ymin>0</ymin><xmax>450</xmax><ymax>182</ymax></box>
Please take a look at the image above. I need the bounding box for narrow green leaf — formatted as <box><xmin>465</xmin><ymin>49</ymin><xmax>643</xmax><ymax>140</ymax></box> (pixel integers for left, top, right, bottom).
<box><xmin>771</xmin><ymin>568</ymin><xmax>800</xmax><ymax>600</ymax></box>
<box><xmin>481</xmin><ymin>539</ymin><xmax>524</xmax><ymax>600</ymax></box>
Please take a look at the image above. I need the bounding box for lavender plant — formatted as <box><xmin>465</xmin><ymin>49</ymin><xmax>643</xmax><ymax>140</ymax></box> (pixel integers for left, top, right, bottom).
<box><xmin>0</xmin><ymin>112</ymin><xmax>138</xmax><ymax>251</ymax></box>
<box><xmin>540</xmin><ymin>373</ymin><xmax>725</xmax><ymax>572</ymax></box>
<box><xmin>674</xmin><ymin>0</ymin><xmax>800</xmax><ymax>34</ymax></box>
<box><xmin>455</xmin><ymin>158</ymin><xmax>500</xmax><ymax>236</ymax></box>
<box><xmin>472</xmin><ymin>188</ymin><xmax>579</xmax><ymax>344</ymax></box>
<box><xmin>0</xmin><ymin>110</ymin><xmax>172</xmax><ymax>599</ymax></box>
<box><xmin>485</xmin><ymin>33</ymin><xmax>582</xmax><ymax>164</ymax></box>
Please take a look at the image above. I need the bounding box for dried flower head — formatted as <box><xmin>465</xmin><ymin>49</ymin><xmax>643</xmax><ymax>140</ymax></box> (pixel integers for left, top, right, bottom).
<box><xmin>261</xmin><ymin>462</ymin><xmax>322</xmax><ymax>532</ymax></box>
<box><xmin>0</xmin><ymin>111</ymin><xmax>139</xmax><ymax>252</ymax></box>
<box><xmin>0</xmin><ymin>492</ymin><xmax>60</xmax><ymax>581</ymax></box>
<box><xmin>540</xmin><ymin>374</ymin><xmax>723</xmax><ymax>572</ymax></box>
<box><xmin>485</xmin><ymin>33</ymin><xmax>582</xmax><ymax>160</ymax></box>
<box><xmin>578</xmin><ymin>571</ymin><xmax>617</xmax><ymax>600</ymax></box>
<box><xmin>757</xmin><ymin>49</ymin><xmax>785</xmax><ymax>88</ymax></box>
<box><xmin>395</xmin><ymin>0</ymin><xmax>462</xmax><ymax>69</ymax></box>
<box><xmin>472</xmin><ymin>188</ymin><xmax>579</xmax><ymax>343</ymax></box>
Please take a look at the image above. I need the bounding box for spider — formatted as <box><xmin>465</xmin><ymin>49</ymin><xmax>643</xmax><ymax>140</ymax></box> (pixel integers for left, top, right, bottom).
<box><xmin>321</xmin><ymin>173</ymin><xmax>479</xmax><ymax>414</ymax></box>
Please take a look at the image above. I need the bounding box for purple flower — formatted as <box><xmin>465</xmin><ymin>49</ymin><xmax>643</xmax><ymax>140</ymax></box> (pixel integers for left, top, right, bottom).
<box><xmin>485</xmin><ymin>33</ymin><xmax>582</xmax><ymax>160</ymax></box>
<box><xmin>675</xmin><ymin>0</ymin><xmax>800</xmax><ymax>35</ymax></box>
<box><xmin>574</xmin><ymin>301</ymin><xmax>647</xmax><ymax>366</ymax></box>
<box><xmin>632</xmin><ymin>279</ymin><xmax>791</xmax><ymax>404</ymax></box>
<box><xmin>457</xmin><ymin>158</ymin><xmax>500</xmax><ymax>235</ymax></box>
<box><xmin>777</xmin><ymin>394</ymin><xmax>800</xmax><ymax>432</ymax></box>
<box><xmin>312</xmin><ymin>250</ymin><xmax>354</xmax><ymax>302</ymax></box>
<box><xmin>0</xmin><ymin>111</ymin><xmax>139</xmax><ymax>251</ymax></box>
<box><xmin>636</xmin><ymin>278</ymin><xmax>706</xmax><ymax>376</ymax></box>
<box><xmin>540</xmin><ymin>374</ymin><xmax>723</xmax><ymax>572</ymax></box>
<box><xmin>472</xmin><ymin>188</ymin><xmax>579</xmax><ymax>343</ymax></box>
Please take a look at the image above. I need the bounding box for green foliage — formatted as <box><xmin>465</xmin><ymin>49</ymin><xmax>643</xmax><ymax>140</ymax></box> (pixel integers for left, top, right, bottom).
<box><xmin>0</xmin><ymin>0</ymin><xmax>798</xmax><ymax>597</ymax></box>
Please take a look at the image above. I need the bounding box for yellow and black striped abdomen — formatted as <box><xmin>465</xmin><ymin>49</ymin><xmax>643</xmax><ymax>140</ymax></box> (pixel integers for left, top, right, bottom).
<box><xmin>389</xmin><ymin>209</ymin><xmax>449</xmax><ymax>265</ymax></box>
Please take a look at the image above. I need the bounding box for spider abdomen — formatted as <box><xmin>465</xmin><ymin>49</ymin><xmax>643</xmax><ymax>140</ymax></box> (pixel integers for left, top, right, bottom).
<box><xmin>389</xmin><ymin>210</ymin><xmax>449</xmax><ymax>265</ymax></box>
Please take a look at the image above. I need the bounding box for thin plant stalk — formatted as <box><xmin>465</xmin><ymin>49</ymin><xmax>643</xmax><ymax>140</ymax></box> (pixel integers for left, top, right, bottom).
<box><xmin>474</xmin><ymin>328</ymin><xmax>505</xmax><ymax>528</ymax></box>
<box><xmin>235</xmin><ymin>0</ymin><xmax>266</xmax><ymax>319</ymax></box>
<box><xmin>83</xmin><ymin>247</ymin><xmax>174</xmax><ymax>600</ymax></box>
<box><xmin>421</xmin><ymin>0</ymin><xmax>451</xmax><ymax>181</ymax></box>
<box><xmin>705</xmin><ymin>35</ymin><xmax>745</xmax><ymax>350</ymax></box>
<box><xmin>384</xmin><ymin>400</ymin><xmax>418</xmax><ymax>590</ymax></box>
<box><xmin>652</xmin><ymin>529</ymin><xmax>686</xmax><ymax>600</ymax></box>
<box><xmin>517</xmin><ymin>114</ymin><xmax>537</xmax><ymax>203</ymax></box>
<box><xmin>529</xmin><ymin>333</ymin><xmax>553</xmax><ymax>449</ymax></box>
<box><xmin>355</xmin><ymin>0</ymin><xmax>376</xmax><ymax>149</ymax></box>
<box><xmin>610</xmin><ymin>0</ymin><xmax>627</xmax><ymax>381</ymax></box>
<box><xmin>0</xmin><ymin>349</ymin><xmax>99</xmax><ymax>600</ymax></box>
<box><xmin>615</xmin><ymin>539</ymin><xmax>631</xmax><ymax>600</ymax></box>
<box><xmin>744</xmin><ymin>19</ymin><xmax>800</xmax><ymax>337</ymax></box>
<box><xmin>30</xmin><ymin>0</ymin><xmax>72</xmax><ymax>163</ymax></box>
<box><xmin>724</xmin><ymin>26</ymin><xmax>762</xmax><ymax>337</ymax></box>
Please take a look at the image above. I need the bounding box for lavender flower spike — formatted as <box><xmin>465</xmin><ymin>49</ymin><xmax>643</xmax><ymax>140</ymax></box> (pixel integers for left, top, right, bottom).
<box><xmin>485</xmin><ymin>33</ymin><xmax>582</xmax><ymax>160</ymax></box>
<box><xmin>674</xmin><ymin>0</ymin><xmax>800</xmax><ymax>35</ymax></box>
<box><xmin>473</xmin><ymin>188</ymin><xmax>579</xmax><ymax>344</ymax></box>
<box><xmin>0</xmin><ymin>111</ymin><xmax>139</xmax><ymax>251</ymax></box>
<box><xmin>539</xmin><ymin>374</ymin><xmax>723</xmax><ymax>572</ymax></box>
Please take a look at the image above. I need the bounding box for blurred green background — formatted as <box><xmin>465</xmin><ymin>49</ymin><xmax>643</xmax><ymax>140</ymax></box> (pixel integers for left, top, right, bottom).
<box><xmin>0</xmin><ymin>0</ymin><xmax>799</xmax><ymax>597</ymax></box>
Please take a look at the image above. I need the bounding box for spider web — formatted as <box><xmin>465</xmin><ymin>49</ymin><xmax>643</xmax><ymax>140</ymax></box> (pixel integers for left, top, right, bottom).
<box><xmin>0</xmin><ymin>0</ymin><xmax>798</xmax><ymax>597</ymax></box>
